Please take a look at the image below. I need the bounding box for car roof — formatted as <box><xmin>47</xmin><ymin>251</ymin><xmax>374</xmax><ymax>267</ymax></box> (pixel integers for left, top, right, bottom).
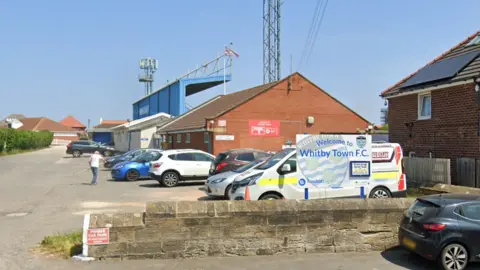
<box><xmin>161</xmin><ymin>149</ymin><xmax>206</xmax><ymax>154</ymax></box>
<box><xmin>419</xmin><ymin>193</ymin><xmax>480</xmax><ymax>206</ymax></box>
<box><xmin>222</xmin><ymin>148</ymin><xmax>264</xmax><ymax>154</ymax></box>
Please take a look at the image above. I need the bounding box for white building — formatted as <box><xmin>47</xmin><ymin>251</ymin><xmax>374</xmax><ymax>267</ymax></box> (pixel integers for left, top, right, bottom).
<box><xmin>112</xmin><ymin>112</ymin><xmax>172</xmax><ymax>152</ymax></box>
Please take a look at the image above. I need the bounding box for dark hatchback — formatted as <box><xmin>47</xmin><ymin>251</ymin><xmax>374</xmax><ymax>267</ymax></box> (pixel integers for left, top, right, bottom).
<box><xmin>399</xmin><ymin>194</ymin><xmax>480</xmax><ymax>270</ymax></box>
<box><xmin>209</xmin><ymin>148</ymin><xmax>271</xmax><ymax>175</ymax></box>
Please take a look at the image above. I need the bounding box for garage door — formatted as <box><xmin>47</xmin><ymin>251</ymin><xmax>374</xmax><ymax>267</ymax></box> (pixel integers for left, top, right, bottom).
<box><xmin>93</xmin><ymin>132</ymin><xmax>112</xmax><ymax>144</ymax></box>
<box><xmin>129</xmin><ymin>131</ymin><xmax>141</xmax><ymax>150</ymax></box>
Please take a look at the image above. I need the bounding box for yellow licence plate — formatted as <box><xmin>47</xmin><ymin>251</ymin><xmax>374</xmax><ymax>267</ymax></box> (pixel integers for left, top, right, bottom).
<box><xmin>403</xmin><ymin>237</ymin><xmax>416</xmax><ymax>249</ymax></box>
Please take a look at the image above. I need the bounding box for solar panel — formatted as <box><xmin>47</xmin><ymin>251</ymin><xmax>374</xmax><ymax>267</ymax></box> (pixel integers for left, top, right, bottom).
<box><xmin>399</xmin><ymin>50</ymin><xmax>480</xmax><ymax>89</ymax></box>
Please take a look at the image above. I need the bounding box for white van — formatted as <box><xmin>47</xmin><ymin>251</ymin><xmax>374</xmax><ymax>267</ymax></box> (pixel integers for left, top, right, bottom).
<box><xmin>229</xmin><ymin>134</ymin><xmax>406</xmax><ymax>200</ymax></box>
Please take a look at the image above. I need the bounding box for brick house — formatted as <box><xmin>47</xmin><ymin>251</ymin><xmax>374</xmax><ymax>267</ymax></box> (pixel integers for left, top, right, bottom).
<box><xmin>60</xmin><ymin>115</ymin><xmax>86</xmax><ymax>134</ymax></box>
<box><xmin>17</xmin><ymin>117</ymin><xmax>80</xmax><ymax>144</ymax></box>
<box><xmin>380</xmin><ymin>30</ymin><xmax>480</xmax><ymax>184</ymax></box>
<box><xmin>156</xmin><ymin>72</ymin><xmax>371</xmax><ymax>155</ymax></box>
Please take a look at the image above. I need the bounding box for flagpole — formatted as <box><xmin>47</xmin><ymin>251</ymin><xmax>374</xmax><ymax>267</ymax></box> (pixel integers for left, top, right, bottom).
<box><xmin>223</xmin><ymin>51</ymin><xmax>226</xmax><ymax>95</ymax></box>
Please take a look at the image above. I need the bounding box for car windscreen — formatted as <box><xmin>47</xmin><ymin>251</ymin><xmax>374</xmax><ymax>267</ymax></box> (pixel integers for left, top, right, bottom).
<box><xmin>233</xmin><ymin>159</ymin><xmax>263</xmax><ymax>173</ymax></box>
<box><xmin>256</xmin><ymin>148</ymin><xmax>295</xmax><ymax>170</ymax></box>
<box><xmin>214</xmin><ymin>153</ymin><xmax>228</xmax><ymax>163</ymax></box>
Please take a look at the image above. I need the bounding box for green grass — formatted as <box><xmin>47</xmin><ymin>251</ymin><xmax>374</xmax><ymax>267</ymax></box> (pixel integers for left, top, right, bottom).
<box><xmin>37</xmin><ymin>231</ymin><xmax>83</xmax><ymax>258</ymax></box>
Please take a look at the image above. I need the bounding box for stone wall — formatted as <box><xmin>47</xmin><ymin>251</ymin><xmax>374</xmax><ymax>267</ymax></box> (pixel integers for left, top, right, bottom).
<box><xmin>88</xmin><ymin>198</ymin><xmax>415</xmax><ymax>259</ymax></box>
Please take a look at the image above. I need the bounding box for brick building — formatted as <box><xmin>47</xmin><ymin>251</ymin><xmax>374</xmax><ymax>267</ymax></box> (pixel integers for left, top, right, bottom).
<box><xmin>17</xmin><ymin>117</ymin><xmax>80</xmax><ymax>144</ymax></box>
<box><xmin>380</xmin><ymin>30</ymin><xmax>480</xmax><ymax>184</ymax></box>
<box><xmin>60</xmin><ymin>115</ymin><xmax>86</xmax><ymax>134</ymax></box>
<box><xmin>156</xmin><ymin>72</ymin><xmax>371</xmax><ymax>155</ymax></box>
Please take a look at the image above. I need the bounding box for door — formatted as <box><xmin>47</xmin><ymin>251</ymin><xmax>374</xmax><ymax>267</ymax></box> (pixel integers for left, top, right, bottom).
<box><xmin>193</xmin><ymin>153</ymin><xmax>215</xmax><ymax>176</ymax></box>
<box><xmin>455</xmin><ymin>203</ymin><xmax>480</xmax><ymax>257</ymax></box>
<box><xmin>138</xmin><ymin>152</ymin><xmax>157</xmax><ymax>176</ymax></box>
<box><xmin>173</xmin><ymin>153</ymin><xmax>196</xmax><ymax>176</ymax></box>
<box><xmin>277</xmin><ymin>154</ymin><xmax>323</xmax><ymax>199</ymax></box>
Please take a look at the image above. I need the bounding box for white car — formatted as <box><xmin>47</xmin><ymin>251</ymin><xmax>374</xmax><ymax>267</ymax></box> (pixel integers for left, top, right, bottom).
<box><xmin>149</xmin><ymin>149</ymin><xmax>215</xmax><ymax>187</ymax></box>
<box><xmin>205</xmin><ymin>158</ymin><xmax>267</xmax><ymax>199</ymax></box>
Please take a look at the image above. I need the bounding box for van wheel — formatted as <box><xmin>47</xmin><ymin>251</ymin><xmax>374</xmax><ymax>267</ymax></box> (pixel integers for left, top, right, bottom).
<box><xmin>369</xmin><ymin>187</ymin><xmax>392</xmax><ymax>198</ymax></box>
<box><xmin>259</xmin><ymin>194</ymin><xmax>282</xmax><ymax>200</ymax></box>
<box><xmin>439</xmin><ymin>243</ymin><xmax>468</xmax><ymax>270</ymax></box>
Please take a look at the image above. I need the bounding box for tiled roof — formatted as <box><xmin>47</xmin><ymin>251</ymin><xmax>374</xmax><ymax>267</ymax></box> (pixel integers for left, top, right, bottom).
<box><xmin>2</xmin><ymin>114</ymin><xmax>25</xmax><ymax>121</ymax></box>
<box><xmin>158</xmin><ymin>80</ymin><xmax>280</xmax><ymax>133</ymax></box>
<box><xmin>381</xmin><ymin>30</ymin><xmax>480</xmax><ymax>97</ymax></box>
<box><xmin>18</xmin><ymin>117</ymin><xmax>78</xmax><ymax>132</ymax></box>
<box><xmin>93</xmin><ymin>120</ymin><xmax>128</xmax><ymax>129</ymax></box>
<box><xmin>60</xmin><ymin>115</ymin><xmax>86</xmax><ymax>128</ymax></box>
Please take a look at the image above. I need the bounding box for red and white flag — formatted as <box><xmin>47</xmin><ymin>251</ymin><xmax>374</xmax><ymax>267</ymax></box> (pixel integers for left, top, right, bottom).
<box><xmin>224</xmin><ymin>47</ymin><xmax>239</xmax><ymax>57</ymax></box>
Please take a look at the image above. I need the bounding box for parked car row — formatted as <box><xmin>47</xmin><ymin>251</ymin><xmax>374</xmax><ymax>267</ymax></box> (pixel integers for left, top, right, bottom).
<box><xmin>66</xmin><ymin>140</ymin><xmax>118</xmax><ymax>157</ymax></box>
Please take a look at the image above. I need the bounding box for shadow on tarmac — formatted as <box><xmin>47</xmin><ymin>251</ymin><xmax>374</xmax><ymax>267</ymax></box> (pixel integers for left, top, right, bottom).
<box><xmin>381</xmin><ymin>246</ymin><xmax>480</xmax><ymax>269</ymax></box>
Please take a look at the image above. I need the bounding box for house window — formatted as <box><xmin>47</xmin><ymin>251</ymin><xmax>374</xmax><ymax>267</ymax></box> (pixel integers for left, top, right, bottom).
<box><xmin>418</xmin><ymin>93</ymin><xmax>431</xmax><ymax>120</ymax></box>
<box><xmin>204</xmin><ymin>132</ymin><xmax>209</xmax><ymax>144</ymax></box>
<box><xmin>168</xmin><ymin>135</ymin><xmax>172</xmax><ymax>143</ymax></box>
<box><xmin>466</xmin><ymin>35</ymin><xmax>480</xmax><ymax>47</ymax></box>
<box><xmin>186</xmin><ymin>133</ymin><xmax>191</xmax><ymax>143</ymax></box>
<box><xmin>177</xmin><ymin>134</ymin><xmax>181</xmax><ymax>143</ymax></box>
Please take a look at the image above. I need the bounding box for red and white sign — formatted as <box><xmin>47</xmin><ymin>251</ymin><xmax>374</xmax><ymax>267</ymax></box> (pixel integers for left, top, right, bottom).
<box><xmin>249</xmin><ymin>120</ymin><xmax>280</xmax><ymax>137</ymax></box>
<box><xmin>217</xmin><ymin>120</ymin><xmax>227</xmax><ymax>127</ymax></box>
<box><xmin>87</xmin><ymin>228</ymin><xmax>109</xmax><ymax>245</ymax></box>
<box><xmin>372</xmin><ymin>151</ymin><xmax>391</xmax><ymax>161</ymax></box>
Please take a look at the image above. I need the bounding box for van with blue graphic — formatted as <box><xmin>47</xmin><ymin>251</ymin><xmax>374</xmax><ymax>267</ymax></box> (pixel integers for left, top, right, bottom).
<box><xmin>229</xmin><ymin>134</ymin><xmax>407</xmax><ymax>200</ymax></box>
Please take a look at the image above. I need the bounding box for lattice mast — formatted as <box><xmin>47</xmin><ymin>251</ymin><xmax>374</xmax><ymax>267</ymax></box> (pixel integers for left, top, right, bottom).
<box><xmin>263</xmin><ymin>0</ymin><xmax>282</xmax><ymax>83</ymax></box>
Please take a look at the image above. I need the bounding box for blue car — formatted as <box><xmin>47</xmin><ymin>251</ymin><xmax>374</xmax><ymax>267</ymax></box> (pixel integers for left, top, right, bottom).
<box><xmin>111</xmin><ymin>150</ymin><xmax>162</xmax><ymax>181</ymax></box>
<box><xmin>104</xmin><ymin>148</ymin><xmax>158</xmax><ymax>168</ymax></box>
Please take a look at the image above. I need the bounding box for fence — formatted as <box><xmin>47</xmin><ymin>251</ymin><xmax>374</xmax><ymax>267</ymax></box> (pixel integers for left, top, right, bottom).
<box><xmin>403</xmin><ymin>157</ymin><xmax>451</xmax><ymax>187</ymax></box>
<box><xmin>457</xmin><ymin>158</ymin><xmax>480</xmax><ymax>188</ymax></box>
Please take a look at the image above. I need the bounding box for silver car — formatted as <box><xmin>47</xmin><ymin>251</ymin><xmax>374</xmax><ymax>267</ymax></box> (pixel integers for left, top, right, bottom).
<box><xmin>205</xmin><ymin>158</ymin><xmax>266</xmax><ymax>199</ymax></box>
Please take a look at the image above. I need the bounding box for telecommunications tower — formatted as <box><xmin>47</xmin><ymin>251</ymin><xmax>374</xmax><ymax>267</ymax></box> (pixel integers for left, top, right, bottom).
<box><xmin>138</xmin><ymin>57</ymin><xmax>158</xmax><ymax>96</ymax></box>
<box><xmin>263</xmin><ymin>0</ymin><xmax>282</xmax><ymax>83</ymax></box>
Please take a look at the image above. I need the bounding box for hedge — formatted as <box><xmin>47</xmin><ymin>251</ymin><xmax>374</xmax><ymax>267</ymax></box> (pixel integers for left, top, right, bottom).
<box><xmin>0</xmin><ymin>129</ymin><xmax>53</xmax><ymax>152</ymax></box>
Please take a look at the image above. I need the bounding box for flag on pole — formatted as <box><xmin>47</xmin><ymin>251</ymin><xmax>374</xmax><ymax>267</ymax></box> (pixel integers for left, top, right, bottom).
<box><xmin>224</xmin><ymin>47</ymin><xmax>240</xmax><ymax>57</ymax></box>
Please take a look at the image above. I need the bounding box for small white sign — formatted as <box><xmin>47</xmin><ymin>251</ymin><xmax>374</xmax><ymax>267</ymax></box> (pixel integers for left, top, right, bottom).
<box><xmin>215</xmin><ymin>135</ymin><xmax>234</xmax><ymax>141</ymax></box>
<box><xmin>141</xmin><ymin>138</ymin><xmax>149</xmax><ymax>141</ymax></box>
<box><xmin>218</xmin><ymin>120</ymin><xmax>227</xmax><ymax>127</ymax></box>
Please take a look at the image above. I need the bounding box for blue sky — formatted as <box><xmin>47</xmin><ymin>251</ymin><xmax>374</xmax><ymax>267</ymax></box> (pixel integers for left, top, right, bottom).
<box><xmin>1</xmin><ymin>0</ymin><xmax>479</xmax><ymax>126</ymax></box>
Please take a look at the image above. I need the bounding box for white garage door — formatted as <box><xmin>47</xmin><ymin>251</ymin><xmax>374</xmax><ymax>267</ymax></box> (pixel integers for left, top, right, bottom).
<box><xmin>129</xmin><ymin>131</ymin><xmax>141</xmax><ymax>150</ymax></box>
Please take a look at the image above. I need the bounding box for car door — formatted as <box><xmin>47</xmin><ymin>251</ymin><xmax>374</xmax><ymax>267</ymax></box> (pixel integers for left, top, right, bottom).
<box><xmin>276</xmin><ymin>154</ymin><xmax>321</xmax><ymax>199</ymax></box>
<box><xmin>455</xmin><ymin>202</ymin><xmax>480</xmax><ymax>257</ymax></box>
<box><xmin>172</xmin><ymin>153</ymin><xmax>195</xmax><ymax>176</ymax></box>
<box><xmin>193</xmin><ymin>152</ymin><xmax>215</xmax><ymax>176</ymax></box>
<box><xmin>138</xmin><ymin>152</ymin><xmax>157</xmax><ymax>177</ymax></box>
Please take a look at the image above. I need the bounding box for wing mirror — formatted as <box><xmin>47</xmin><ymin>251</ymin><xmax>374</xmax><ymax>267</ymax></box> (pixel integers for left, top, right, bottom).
<box><xmin>281</xmin><ymin>163</ymin><xmax>291</xmax><ymax>172</ymax></box>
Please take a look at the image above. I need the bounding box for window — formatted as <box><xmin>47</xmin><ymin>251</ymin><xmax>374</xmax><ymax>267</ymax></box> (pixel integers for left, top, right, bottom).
<box><xmin>466</xmin><ymin>35</ymin><xmax>480</xmax><ymax>47</ymax></box>
<box><xmin>204</xmin><ymin>132</ymin><xmax>209</xmax><ymax>144</ymax></box>
<box><xmin>168</xmin><ymin>135</ymin><xmax>172</xmax><ymax>143</ymax></box>
<box><xmin>279</xmin><ymin>155</ymin><xmax>297</xmax><ymax>174</ymax></box>
<box><xmin>236</xmin><ymin>152</ymin><xmax>255</xmax><ymax>162</ymax></box>
<box><xmin>457</xmin><ymin>203</ymin><xmax>480</xmax><ymax>220</ymax></box>
<box><xmin>177</xmin><ymin>134</ymin><xmax>181</xmax><ymax>143</ymax></box>
<box><xmin>194</xmin><ymin>153</ymin><xmax>213</xmax><ymax>162</ymax></box>
<box><xmin>418</xmin><ymin>93</ymin><xmax>431</xmax><ymax>119</ymax></box>
<box><xmin>186</xmin><ymin>133</ymin><xmax>191</xmax><ymax>144</ymax></box>
<box><xmin>175</xmin><ymin>153</ymin><xmax>194</xmax><ymax>161</ymax></box>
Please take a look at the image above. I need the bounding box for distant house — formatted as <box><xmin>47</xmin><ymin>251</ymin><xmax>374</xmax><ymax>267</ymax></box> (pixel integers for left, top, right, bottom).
<box><xmin>18</xmin><ymin>117</ymin><xmax>80</xmax><ymax>144</ymax></box>
<box><xmin>0</xmin><ymin>114</ymin><xmax>26</xmax><ymax>129</ymax></box>
<box><xmin>380</xmin><ymin>30</ymin><xmax>480</xmax><ymax>183</ymax></box>
<box><xmin>111</xmin><ymin>112</ymin><xmax>172</xmax><ymax>152</ymax></box>
<box><xmin>60</xmin><ymin>115</ymin><xmax>86</xmax><ymax>134</ymax></box>
<box><xmin>88</xmin><ymin>119</ymin><xmax>128</xmax><ymax>144</ymax></box>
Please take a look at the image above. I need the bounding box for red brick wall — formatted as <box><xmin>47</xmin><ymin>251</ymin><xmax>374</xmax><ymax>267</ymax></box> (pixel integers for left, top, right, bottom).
<box><xmin>211</xmin><ymin>74</ymin><xmax>370</xmax><ymax>155</ymax></box>
<box><xmin>163</xmin><ymin>132</ymin><xmax>210</xmax><ymax>153</ymax></box>
<box><xmin>54</xmin><ymin>135</ymin><xmax>79</xmax><ymax>141</ymax></box>
<box><xmin>388</xmin><ymin>83</ymin><xmax>479</xmax><ymax>184</ymax></box>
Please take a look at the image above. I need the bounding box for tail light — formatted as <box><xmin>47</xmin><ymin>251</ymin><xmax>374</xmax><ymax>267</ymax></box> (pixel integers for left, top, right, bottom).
<box><xmin>153</xmin><ymin>163</ymin><xmax>162</xmax><ymax>168</ymax></box>
<box><xmin>67</xmin><ymin>143</ymin><xmax>71</xmax><ymax>147</ymax></box>
<box><xmin>423</xmin><ymin>223</ymin><xmax>446</xmax><ymax>231</ymax></box>
<box><xmin>216</xmin><ymin>162</ymin><xmax>227</xmax><ymax>171</ymax></box>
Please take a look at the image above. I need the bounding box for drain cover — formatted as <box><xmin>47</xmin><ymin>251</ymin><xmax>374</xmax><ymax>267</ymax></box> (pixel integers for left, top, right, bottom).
<box><xmin>6</xmin><ymin>212</ymin><xmax>28</xmax><ymax>217</ymax></box>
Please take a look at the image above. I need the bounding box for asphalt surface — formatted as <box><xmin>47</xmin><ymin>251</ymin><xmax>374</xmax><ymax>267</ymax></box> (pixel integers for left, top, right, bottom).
<box><xmin>1</xmin><ymin>146</ymin><xmax>480</xmax><ymax>269</ymax></box>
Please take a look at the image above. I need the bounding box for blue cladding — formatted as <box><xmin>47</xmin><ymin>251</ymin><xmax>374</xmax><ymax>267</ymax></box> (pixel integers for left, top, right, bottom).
<box><xmin>92</xmin><ymin>132</ymin><xmax>112</xmax><ymax>144</ymax></box>
<box><xmin>132</xmin><ymin>75</ymin><xmax>230</xmax><ymax>120</ymax></box>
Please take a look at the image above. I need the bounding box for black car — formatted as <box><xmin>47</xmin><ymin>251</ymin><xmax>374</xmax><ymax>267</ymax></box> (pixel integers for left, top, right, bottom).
<box><xmin>399</xmin><ymin>194</ymin><xmax>480</xmax><ymax>270</ymax></box>
<box><xmin>66</xmin><ymin>140</ymin><xmax>117</xmax><ymax>157</ymax></box>
<box><xmin>209</xmin><ymin>148</ymin><xmax>271</xmax><ymax>175</ymax></box>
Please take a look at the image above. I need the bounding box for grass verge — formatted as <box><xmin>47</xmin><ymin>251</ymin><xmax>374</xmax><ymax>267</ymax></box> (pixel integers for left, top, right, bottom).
<box><xmin>36</xmin><ymin>231</ymin><xmax>83</xmax><ymax>259</ymax></box>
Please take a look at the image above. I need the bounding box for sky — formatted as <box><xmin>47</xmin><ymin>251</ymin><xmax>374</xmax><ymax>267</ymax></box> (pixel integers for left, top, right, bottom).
<box><xmin>1</xmin><ymin>0</ymin><xmax>479</xmax><ymax>127</ymax></box>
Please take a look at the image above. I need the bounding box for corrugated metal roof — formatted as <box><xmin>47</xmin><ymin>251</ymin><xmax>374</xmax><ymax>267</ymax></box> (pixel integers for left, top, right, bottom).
<box><xmin>381</xmin><ymin>30</ymin><xmax>480</xmax><ymax>97</ymax></box>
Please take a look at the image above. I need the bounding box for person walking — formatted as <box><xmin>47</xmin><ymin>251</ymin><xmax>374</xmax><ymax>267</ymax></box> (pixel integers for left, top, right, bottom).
<box><xmin>88</xmin><ymin>151</ymin><xmax>104</xmax><ymax>185</ymax></box>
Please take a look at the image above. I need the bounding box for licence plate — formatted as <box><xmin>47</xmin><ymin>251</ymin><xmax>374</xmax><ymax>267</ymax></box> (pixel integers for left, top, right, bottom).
<box><xmin>402</xmin><ymin>237</ymin><xmax>416</xmax><ymax>249</ymax></box>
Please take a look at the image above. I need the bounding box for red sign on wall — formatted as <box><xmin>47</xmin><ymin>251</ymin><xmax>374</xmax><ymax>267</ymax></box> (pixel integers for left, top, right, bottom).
<box><xmin>87</xmin><ymin>228</ymin><xmax>109</xmax><ymax>245</ymax></box>
<box><xmin>249</xmin><ymin>120</ymin><xmax>280</xmax><ymax>136</ymax></box>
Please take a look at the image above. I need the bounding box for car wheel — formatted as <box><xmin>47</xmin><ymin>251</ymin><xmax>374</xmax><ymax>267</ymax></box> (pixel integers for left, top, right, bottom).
<box><xmin>103</xmin><ymin>150</ymin><xmax>112</xmax><ymax>157</ymax></box>
<box><xmin>224</xmin><ymin>184</ymin><xmax>232</xmax><ymax>200</ymax></box>
<box><xmin>125</xmin><ymin>170</ymin><xmax>140</xmax><ymax>181</ymax></box>
<box><xmin>72</xmin><ymin>150</ymin><xmax>82</xmax><ymax>158</ymax></box>
<box><xmin>259</xmin><ymin>193</ymin><xmax>282</xmax><ymax>200</ymax></box>
<box><xmin>161</xmin><ymin>171</ymin><xmax>179</xmax><ymax>187</ymax></box>
<box><xmin>369</xmin><ymin>187</ymin><xmax>392</xmax><ymax>199</ymax></box>
<box><xmin>439</xmin><ymin>243</ymin><xmax>468</xmax><ymax>270</ymax></box>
